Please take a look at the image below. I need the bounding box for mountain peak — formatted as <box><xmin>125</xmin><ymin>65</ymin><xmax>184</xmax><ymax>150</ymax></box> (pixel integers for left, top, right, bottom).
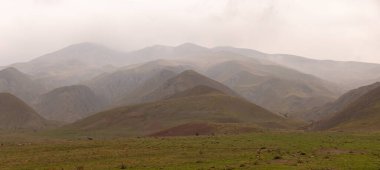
<box><xmin>178</xmin><ymin>69</ymin><xmax>201</xmax><ymax>76</ymax></box>
<box><xmin>58</xmin><ymin>42</ymin><xmax>108</xmax><ymax>53</ymax></box>
<box><xmin>67</xmin><ymin>42</ymin><xmax>102</xmax><ymax>48</ymax></box>
<box><xmin>142</xmin><ymin>69</ymin><xmax>240</xmax><ymax>102</ymax></box>
<box><xmin>175</xmin><ymin>43</ymin><xmax>208</xmax><ymax>50</ymax></box>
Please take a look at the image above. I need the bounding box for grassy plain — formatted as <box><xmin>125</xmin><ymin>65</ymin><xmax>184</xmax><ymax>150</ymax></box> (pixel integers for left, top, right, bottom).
<box><xmin>0</xmin><ymin>131</ymin><xmax>380</xmax><ymax>170</ymax></box>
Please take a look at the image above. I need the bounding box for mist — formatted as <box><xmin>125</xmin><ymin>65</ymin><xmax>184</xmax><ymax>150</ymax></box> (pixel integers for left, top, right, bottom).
<box><xmin>0</xmin><ymin>0</ymin><xmax>379</xmax><ymax>65</ymax></box>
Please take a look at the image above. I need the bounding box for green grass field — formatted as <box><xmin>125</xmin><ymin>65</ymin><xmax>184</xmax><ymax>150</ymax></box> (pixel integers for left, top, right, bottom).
<box><xmin>1</xmin><ymin>131</ymin><xmax>380</xmax><ymax>170</ymax></box>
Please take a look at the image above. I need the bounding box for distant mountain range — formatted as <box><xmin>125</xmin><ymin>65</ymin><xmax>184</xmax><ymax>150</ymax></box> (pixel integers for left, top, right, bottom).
<box><xmin>1</xmin><ymin>42</ymin><xmax>380</xmax><ymax>134</ymax></box>
<box><xmin>7</xmin><ymin>42</ymin><xmax>380</xmax><ymax>92</ymax></box>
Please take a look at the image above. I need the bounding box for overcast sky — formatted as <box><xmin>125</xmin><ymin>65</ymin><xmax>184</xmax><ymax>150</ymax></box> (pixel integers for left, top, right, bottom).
<box><xmin>0</xmin><ymin>0</ymin><xmax>379</xmax><ymax>65</ymax></box>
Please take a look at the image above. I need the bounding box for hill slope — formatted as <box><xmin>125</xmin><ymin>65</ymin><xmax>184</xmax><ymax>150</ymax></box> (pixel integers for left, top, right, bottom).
<box><xmin>67</xmin><ymin>86</ymin><xmax>296</xmax><ymax>136</ymax></box>
<box><xmin>34</xmin><ymin>85</ymin><xmax>106</xmax><ymax>123</ymax></box>
<box><xmin>214</xmin><ymin>47</ymin><xmax>380</xmax><ymax>90</ymax></box>
<box><xmin>140</xmin><ymin>70</ymin><xmax>240</xmax><ymax>103</ymax></box>
<box><xmin>265</xmin><ymin>54</ymin><xmax>380</xmax><ymax>90</ymax></box>
<box><xmin>85</xmin><ymin>60</ymin><xmax>194</xmax><ymax>104</ymax></box>
<box><xmin>0</xmin><ymin>67</ymin><xmax>46</xmax><ymax>104</ymax></box>
<box><xmin>206</xmin><ymin>60</ymin><xmax>339</xmax><ymax>116</ymax></box>
<box><xmin>305</xmin><ymin>82</ymin><xmax>380</xmax><ymax>121</ymax></box>
<box><xmin>310</xmin><ymin>83</ymin><xmax>380</xmax><ymax>131</ymax></box>
<box><xmin>0</xmin><ymin>93</ymin><xmax>47</xmax><ymax>129</ymax></box>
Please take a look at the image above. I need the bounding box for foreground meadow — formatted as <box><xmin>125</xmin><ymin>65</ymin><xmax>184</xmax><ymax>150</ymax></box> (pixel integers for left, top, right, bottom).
<box><xmin>0</xmin><ymin>132</ymin><xmax>380</xmax><ymax>170</ymax></box>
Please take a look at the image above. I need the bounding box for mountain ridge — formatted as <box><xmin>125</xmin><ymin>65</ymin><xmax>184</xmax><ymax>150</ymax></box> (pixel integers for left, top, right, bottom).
<box><xmin>66</xmin><ymin>85</ymin><xmax>299</xmax><ymax>136</ymax></box>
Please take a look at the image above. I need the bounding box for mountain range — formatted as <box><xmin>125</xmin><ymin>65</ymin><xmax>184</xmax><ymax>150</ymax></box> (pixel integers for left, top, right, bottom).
<box><xmin>1</xmin><ymin>42</ymin><xmax>380</xmax><ymax>133</ymax></box>
<box><xmin>67</xmin><ymin>85</ymin><xmax>299</xmax><ymax>136</ymax></box>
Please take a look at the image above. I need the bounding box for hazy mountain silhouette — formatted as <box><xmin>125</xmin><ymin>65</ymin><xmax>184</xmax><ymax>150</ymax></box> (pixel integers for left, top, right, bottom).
<box><xmin>205</xmin><ymin>60</ymin><xmax>339</xmax><ymax>116</ymax></box>
<box><xmin>139</xmin><ymin>70</ymin><xmax>240</xmax><ymax>103</ymax></box>
<box><xmin>34</xmin><ymin>85</ymin><xmax>106</xmax><ymax>123</ymax></box>
<box><xmin>11</xmin><ymin>43</ymin><xmax>127</xmax><ymax>88</ymax></box>
<box><xmin>85</xmin><ymin>60</ymin><xmax>195</xmax><ymax>105</ymax></box>
<box><xmin>264</xmin><ymin>54</ymin><xmax>380</xmax><ymax>91</ymax></box>
<box><xmin>0</xmin><ymin>67</ymin><xmax>46</xmax><ymax>105</ymax></box>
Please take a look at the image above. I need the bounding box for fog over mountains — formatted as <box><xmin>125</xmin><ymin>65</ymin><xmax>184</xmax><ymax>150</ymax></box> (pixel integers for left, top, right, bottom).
<box><xmin>1</xmin><ymin>42</ymin><xmax>380</xmax><ymax>133</ymax></box>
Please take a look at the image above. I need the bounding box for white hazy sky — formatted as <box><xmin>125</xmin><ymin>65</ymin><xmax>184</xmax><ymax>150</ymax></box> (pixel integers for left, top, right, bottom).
<box><xmin>0</xmin><ymin>0</ymin><xmax>379</xmax><ymax>65</ymax></box>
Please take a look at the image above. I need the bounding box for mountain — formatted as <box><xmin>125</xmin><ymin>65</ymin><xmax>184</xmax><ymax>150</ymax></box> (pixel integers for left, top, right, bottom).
<box><xmin>117</xmin><ymin>69</ymin><xmax>179</xmax><ymax>105</ymax></box>
<box><xmin>9</xmin><ymin>42</ymin><xmax>380</xmax><ymax>92</ymax></box>
<box><xmin>213</xmin><ymin>47</ymin><xmax>380</xmax><ymax>91</ymax></box>
<box><xmin>8</xmin><ymin>42</ymin><xmax>376</xmax><ymax>120</ymax></box>
<box><xmin>85</xmin><ymin>60</ymin><xmax>195</xmax><ymax>104</ymax></box>
<box><xmin>309</xmin><ymin>83</ymin><xmax>380</xmax><ymax>131</ymax></box>
<box><xmin>128</xmin><ymin>43</ymin><xmax>210</xmax><ymax>62</ymax></box>
<box><xmin>66</xmin><ymin>85</ymin><xmax>297</xmax><ymax>136</ymax></box>
<box><xmin>263</xmin><ymin>54</ymin><xmax>380</xmax><ymax>91</ymax></box>
<box><xmin>139</xmin><ymin>70</ymin><xmax>240</xmax><ymax>103</ymax></box>
<box><xmin>34</xmin><ymin>85</ymin><xmax>106</xmax><ymax>123</ymax></box>
<box><xmin>0</xmin><ymin>67</ymin><xmax>46</xmax><ymax>104</ymax></box>
<box><xmin>0</xmin><ymin>93</ymin><xmax>47</xmax><ymax>129</ymax></box>
<box><xmin>304</xmin><ymin>82</ymin><xmax>380</xmax><ymax>121</ymax></box>
<box><xmin>205</xmin><ymin>60</ymin><xmax>339</xmax><ymax>116</ymax></box>
<box><xmin>11</xmin><ymin>43</ymin><xmax>127</xmax><ymax>89</ymax></box>
<box><xmin>86</xmin><ymin>44</ymin><xmax>341</xmax><ymax>117</ymax></box>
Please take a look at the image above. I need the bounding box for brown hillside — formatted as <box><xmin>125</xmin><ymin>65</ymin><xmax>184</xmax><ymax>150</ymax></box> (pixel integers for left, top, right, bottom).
<box><xmin>310</xmin><ymin>83</ymin><xmax>380</xmax><ymax>131</ymax></box>
<box><xmin>67</xmin><ymin>86</ymin><xmax>298</xmax><ymax>136</ymax></box>
<box><xmin>0</xmin><ymin>93</ymin><xmax>47</xmax><ymax>129</ymax></box>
